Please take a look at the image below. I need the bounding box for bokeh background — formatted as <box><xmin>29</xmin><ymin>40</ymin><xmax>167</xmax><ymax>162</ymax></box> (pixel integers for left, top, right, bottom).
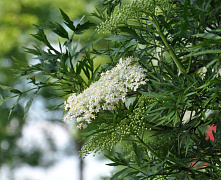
<box><xmin>0</xmin><ymin>0</ymin><xmax>114</xmax><ymax>179</ymax></box>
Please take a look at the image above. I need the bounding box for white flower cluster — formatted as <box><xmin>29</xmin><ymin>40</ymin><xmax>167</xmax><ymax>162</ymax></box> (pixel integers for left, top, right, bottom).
<box><xmin>96</xmin><ymin>0</ymin><xmax>169</xmax><ymax>33</ymax></box>
<box><xmin>64</xmin><ymin>57</ymin><xmax>147</xmax><ymax>129</ymax></box>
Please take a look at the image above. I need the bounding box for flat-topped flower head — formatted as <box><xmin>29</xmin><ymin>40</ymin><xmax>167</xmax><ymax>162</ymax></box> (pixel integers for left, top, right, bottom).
<box><xmin>63</xmin><ymin>57</ymin><xmax>147</xmax><ymax>129</ymax></box>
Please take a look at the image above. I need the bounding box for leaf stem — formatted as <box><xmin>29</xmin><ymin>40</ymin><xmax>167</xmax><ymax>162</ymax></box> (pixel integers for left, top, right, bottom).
<box><xmin>151</xmin><ymin>16</ymin><xmax>186</xmax><ymax>74</ymax></box>
<box><xmin>133</xmin><ymin>135</ymin><xmax>164</xmax><ymax>162</ymax></box>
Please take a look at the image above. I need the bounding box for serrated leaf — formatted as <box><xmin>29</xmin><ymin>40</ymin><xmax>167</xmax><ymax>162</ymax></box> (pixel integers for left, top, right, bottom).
<box><xmin>60</xmin><ymin>9</ymin><xmax>75</xmax><ymax>31</ymax></box>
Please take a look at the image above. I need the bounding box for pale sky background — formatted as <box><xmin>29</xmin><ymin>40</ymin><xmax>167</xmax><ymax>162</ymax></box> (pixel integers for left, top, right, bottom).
<box><xmin>0</xmin><ymin>98</ymin><xmax>114</xmax><ymax>180</ymax></box>
<box><xmin>0</xmin><ymin>155</ymin><xmax>113</xmax><ymax>180</ymax></box>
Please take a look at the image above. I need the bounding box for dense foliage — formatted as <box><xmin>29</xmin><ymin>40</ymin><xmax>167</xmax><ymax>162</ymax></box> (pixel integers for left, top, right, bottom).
<box><xmin>3</xmin><ymin>0</ymin><xmax>221</xmax><ymax>179</ymax></box>
<box><xmin>0</xmin><ymin>0</ymin><xmax>98</xmax><ymax>171</ymax></box>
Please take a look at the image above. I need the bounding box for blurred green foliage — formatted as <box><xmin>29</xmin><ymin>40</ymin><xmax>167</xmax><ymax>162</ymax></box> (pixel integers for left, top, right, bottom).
<box><xmin>0</xmin><ymin>0</ymin><xmax>98</xmax><ymax>170</ymax></box>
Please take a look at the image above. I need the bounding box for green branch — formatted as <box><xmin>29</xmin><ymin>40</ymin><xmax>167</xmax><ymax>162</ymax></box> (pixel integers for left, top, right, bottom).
<box><xmin>133</xmin><ymin>135</ymin><xmax>164</xmax><ymax>162</ymax></box>
<box><xmin>152</xmin><ymin>16</ymin><xmax>186</xmax><ymax>74</ymax></box>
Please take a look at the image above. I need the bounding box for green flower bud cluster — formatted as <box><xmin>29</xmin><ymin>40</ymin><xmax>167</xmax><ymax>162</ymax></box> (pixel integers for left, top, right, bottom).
<box><xmin>80</xmin><ymin>95</ymin><xmax>156</xmax><ymax>157</ymax></box>
<box><xmin>96</xmin><ymin>0</ymin><xmax>170</xmax><ymax>33</ymax></box>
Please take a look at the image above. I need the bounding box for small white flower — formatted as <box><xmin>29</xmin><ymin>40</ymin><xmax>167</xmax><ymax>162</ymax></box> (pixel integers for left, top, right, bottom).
<box><xmin>63</xmin><ymin>57</ymin><xmax>147</xmax><ymax>128</ymax></box>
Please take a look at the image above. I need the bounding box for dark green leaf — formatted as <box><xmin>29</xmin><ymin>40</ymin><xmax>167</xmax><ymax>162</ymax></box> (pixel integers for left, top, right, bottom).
<box><xmin>48</xmin><ymin>22</ymin><xmax>69</xmax><ymax>39</ymax></box>
<box><xmin>8</xmin><ymin>94</ymin><xmax>23</xmax><ymax>119</ymax></box>
<box><xmin>75</xmin><ymin>21</ymin><xmax>95</xmax><ymax>34</ymax></box>
<box><xmin>132</xmin><ymin>142</ymin><xmax>142</xmax><ymax>167</ymax></box>
<box><xmin>0</xmin><ymin>94</ymin><xmax>4</xmax><ymax>105</ymax></box>
<box><xmin>24</xmin><ymin>89</ymin><xmax>39</xmax><ymax>118</ymax></box>
<box><xmin>110</xmin><ymin>168</ymin><xmax>130</xmax><ymax>180</ymax></box>
<box><xmin>0</xmin><ymin>85</ymin><xmax>22</xmax><ymax>94</ymax></box>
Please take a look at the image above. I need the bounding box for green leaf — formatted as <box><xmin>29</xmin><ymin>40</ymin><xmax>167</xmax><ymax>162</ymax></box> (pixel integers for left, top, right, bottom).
<box><xmin>214</xmin><ymin>117</ymin><xmax>221</xmax><ymax>144</ymax></box>
<box><xmin>118</xmin><ymin>26</ymin><xmax>146</xmax><ymax>44</ymax></box>
<box><xmin>139</xmin><ymin>91</ymin><xmax>166</xmax><ymax>99</ymax></box>
<box><xmin>0</xmin><ymin>85</ymin><xmax>22</xmax><ymax>94</ymax></box>
<box><xmin>105</xmin><ymin>153</ymin><xmax>128</xmax><ymax>167</ymax></box>
<box><xmin>0</xmin><ymin>94</ymin><xmax>4</xmax><ymax>105</ymax></box>
<box><xmin>75</xmin><ymin>21</ymin><xmax>95</xmax><ymax>34</ymax></box>
<box><xmin>24</xmin><ymin>89</ymin><xmax>39</xmax><ymax>118</ymax></box>
<box><xmin>110</xmin><ymin>168</ymin><xmax>130</xmax><ymax>180</ymax></box>
<box><xmin>82</xmin><ymin>66</ymin><xmax>90</xmax><ymax>79</ymax></box>
<box><xmin>132</xmin><ymin>142</ymin><xmax>142</xmax><ymax>167</ymax></box>
<box><xmin>106</xmin><ymin>35</ymin><xmax>131</xmax><ymax>42</ymax></box>
<box><xmin>31</xmin><ymin>28</ymin><xmax>50</xmax><ymax>47</ymax></box>
<box><xmin>60</xmin><ymin>9</ymin><xmax>75</xmax><ymax>31</ymax></box>
<box><xmin>9</xmin><ymin>94</ymin><xmax>23</xmax><ymax>119</ymax></box>
<box><xmin>0</xmin><ymin>84</ymin><xmax>13</xmax><ymax>91</ymax></box>
<box><xmin>80</xmin><ymin>38</ymin><xmax>102</xmax><ymax>52</ymax></box>
<box><xmin>10</xmin><ymin>89</ymin><xmax>22</xmax><ymax>94</ymax></box>
<box><xmin>23</xmin><ymin>46</ymin><xmax>41</xmax><ymax>56</ymax></box>
<box><xmin>166</xmin><ymin>156</ymin><xmax>188</xmax><ymax>168</ymax></box>
<box><xmin>48</xmin><ymin>22</ymin><xmax>69</xmax><ymax>39</ymax></box>
<box><xmin>186</xmin><ymin>49</ymin><xmax>221</xmax><ymax>57</ymax></box>
<box><xmin>206</xmin><ymin>57</ymin><xmax>221</xmax><ymax>68</ymax></box>
<box><xmin>128</xmin><ymin>24</ymin><xmax>159</xmax><ymax>34</ymax></box>
<box><xmin>105</xmin><ymin>154</ymin><xmax>124</xmax><ymax>166</ymax></box>
<box><xmin>193</xmin><ymin>33</ymin><xmax>221</xmax><ymax>40</ymax></box>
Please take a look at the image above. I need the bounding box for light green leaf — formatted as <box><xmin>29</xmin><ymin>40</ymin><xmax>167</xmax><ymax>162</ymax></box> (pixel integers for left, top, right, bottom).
<box><xmin>186</xmin><ymin>50</ymin><xmax>221</xmax><ymax>57</ymax></box>
<box><xmin>9</xmin><ymin>94</ymin><xmax>23</xmax><ymax>120</ymax></box>
<box><xmin>106</xmin><ymin>35</ymin><xmax>131</xmax><ymax>42</ymax></box>
<box><xmin>0</xmin><ymin>94</ymin><xmax>4</xmax><ymax>105</ymax></box>
<box><xmin>80</xmin><ymin>38</ymin><xmax>102</xmax><ymax>52</ymax></box>
<box><xmin>193</xmin><ymin>33</ymin><xmax>221</xmax><ymax>40</ymax></box>
<box><xmin>0</xmin><ymin>85</ymin><xmax>22</xmax><ymax>94</ymax></box>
